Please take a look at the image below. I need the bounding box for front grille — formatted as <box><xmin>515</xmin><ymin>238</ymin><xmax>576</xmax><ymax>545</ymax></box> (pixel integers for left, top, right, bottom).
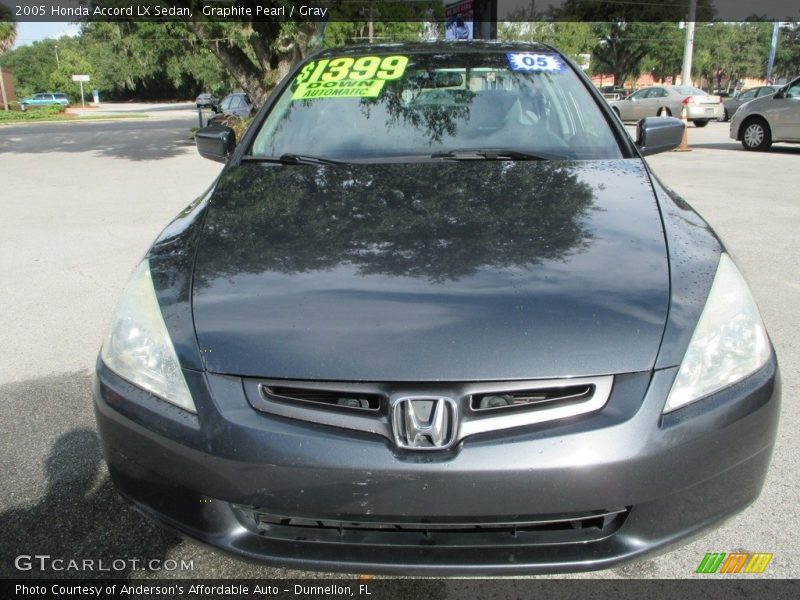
<box><xmin>263</xmin><ymin>385</ymin><xmax>383</xmax><ymax>411</ymax></box>
<box><xmin>245</xmin><ymin>375</ymin><xmax>613</xmax><ymax>447</ymax></box>
<box><xmin>235</xmin><ymin>506</ymin><xmax>629</xmax><ymax>547</ymax></box>
<box><xmin>470</xmin><ymin>383</ymin><xmax>593</xmax><ymax>412</ymax></box>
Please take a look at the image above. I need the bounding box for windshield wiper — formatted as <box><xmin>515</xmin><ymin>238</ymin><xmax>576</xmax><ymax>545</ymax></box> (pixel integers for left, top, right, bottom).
<box><xmin>242</xmin><ymin>153</ymin><xmax>343</xmax><ymax>166</ymax></box>
<box><xmin>431</xmin><ymin>149</ymin><xmax>555</xmax><ymax>161</ymax></box>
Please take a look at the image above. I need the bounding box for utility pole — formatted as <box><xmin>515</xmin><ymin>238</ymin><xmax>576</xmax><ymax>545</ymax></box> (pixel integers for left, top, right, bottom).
<box><xmin>367</xmin><ymin>0</ymin><xmax>374</xmax><ymax>43</ymax></box>
<box><xmin>55</xmin><ymin>44</ymin><xmax>59</xmax><ymax>66</ymax></box>
<box><xmin>766</xmin><ymin>21</ymin><xmax>780</xmax><ymax>83</ymax></box>
<box><xmin>681</xmin><ymin>0</ymin><xmax>697</xmax><ymax>86</ymax></box>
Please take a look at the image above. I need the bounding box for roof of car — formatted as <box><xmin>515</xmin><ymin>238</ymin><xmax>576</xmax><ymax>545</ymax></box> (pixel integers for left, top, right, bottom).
<box><xmin>314</xmin><ymin>41</ymin><xmax>556</xmax><ymax>58</ymax></box>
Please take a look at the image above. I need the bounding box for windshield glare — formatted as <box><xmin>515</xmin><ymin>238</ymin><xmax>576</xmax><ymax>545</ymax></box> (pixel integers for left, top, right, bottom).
<box><xmin>251</xmin><ymin>51</ymin><xmax>623</xmax><ymax>161</ymax></box>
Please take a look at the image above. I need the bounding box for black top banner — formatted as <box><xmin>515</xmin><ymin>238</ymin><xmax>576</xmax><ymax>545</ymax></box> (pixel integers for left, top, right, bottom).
<box><xmin>1</xmin><ymin>0</ymin><xmax>799</xmax><ymax>23</ymax></box>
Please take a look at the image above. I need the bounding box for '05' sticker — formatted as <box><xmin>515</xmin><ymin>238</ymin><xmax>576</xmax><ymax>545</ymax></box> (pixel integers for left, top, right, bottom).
<box><xmin>506</xmin><ymin>53</ymin><xmax>565</xmax><ymax>73</ymax></box>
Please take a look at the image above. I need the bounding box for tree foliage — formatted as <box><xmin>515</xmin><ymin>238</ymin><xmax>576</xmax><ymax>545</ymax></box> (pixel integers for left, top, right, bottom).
<box><xmin>774</xmin><ymin>23</ymin><xmax>800</xmax><ymax>79</ymax></box>
<box><xmin>639</xmin><ymin>23</ymin><xmax>683</xmax><ymax>84</ymax></box>
<box><xmin>48</xmin><ymin>47</ymin><xmax>95</xmax><ymax>96</ymax></box>
<box><xmin>694</xmin><ymin>22</ymin><xmax>772</xmax><ymax>89</ymax></box>
<box><xmin>81</xmin><ymin>22</ymin><xmax>233</xmax><ymax>98</ymax></box>
<box><xmin>499</xmin><ymin>22</ymin><xmax>596</xmax><ymax>60</ymax></box>
<box><xmin>0</xmin><ymin>20</ymin><xmax>16</xmax><ymax>55</ymax></box>
<box><xmin>546</xmin><ymin>0</ymin><xmax>715</xmax><ymax>86</ymax></box>
<box><xmin>3</xmin><ymin>5</ymin><xmax>797</xmax><ymax>106</ymax></box>
<box><xmin>2</xmin><ymin>39</ymin><xmax>63</xmax><ymax>98</ymax></box>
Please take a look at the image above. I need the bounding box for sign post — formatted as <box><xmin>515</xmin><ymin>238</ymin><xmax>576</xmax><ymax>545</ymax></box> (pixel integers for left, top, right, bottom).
<box><xmin>71</xmin><ymin>74</ymin><xmax>90</xmax><ymax>108</ymax></box>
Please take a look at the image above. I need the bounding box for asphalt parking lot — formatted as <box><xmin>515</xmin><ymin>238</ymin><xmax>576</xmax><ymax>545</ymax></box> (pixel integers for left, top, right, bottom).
<box><xmin>0</xmin><ymin>113</ymin><xmax>798</xmax><ymax>580</ymax></box>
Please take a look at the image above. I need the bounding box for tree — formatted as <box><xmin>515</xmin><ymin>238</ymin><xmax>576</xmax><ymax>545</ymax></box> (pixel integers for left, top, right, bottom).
<box><xmin>182</xmin><ymin>19</ymin><xmax>321</xmax><ymax>105</ymax></box>
<box><xmin>48</xmin><ymin>47</ymin><xmax>95</xmax><ymax>101</ymax></box>
<box><xmin>639</xmin><ymin>23</ymin><xmax>683</xmax><ymax>84</ymax></box>
<box><xmin>324</xmin><ymin>21</ymin><xmax>430</xmax><ymax>47</ymax></box>
<box><xmin>168</xmin><ymin>1</ymin><xmax>439</xmax><ymax>105</ymax></box>
<box><xmin>80</xmin><ymin>21</ymin><xmax>233</xmax><ymax>99</ymax></box>
<box><xmin>0</xmin><ymin>20</ymin><xmax>16</xmax><ymax>54</ymax></box>
<box><xmin>1</xmin><ymin>38</ymin><xmax>62</xmax><ymax>98</ymax></box>
<box><xmin>548</xmin><ymin>0</ymin><xmax>715</xmax><ymax>87</ymax></box>
<box><xmin>694</xmin><ymin>22</ymin><xmax>772</xmax><ymax>90</ymax></box>
<box><xmin>0</xmin><ymin>12</ymin><xmax>16</xmax><ymax>110</ymax></box>
<box><xmin>498</xmin><ymin>21</ymin><xmax>597</xmax><ymax>60</ymax></box>
<box><xmin>322</xmin><ymin>1</ymin><xmax>440</xmax><ymax>46</ymax></box>
<box><xmin>773</xmin><ymin>23</ymin><xmax>800</xmax><ymax>80</ymax></box>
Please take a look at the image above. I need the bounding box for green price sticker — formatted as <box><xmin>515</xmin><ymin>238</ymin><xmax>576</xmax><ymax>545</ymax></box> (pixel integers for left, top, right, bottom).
<box><xmin>292</xmin><ymin>55</ymin><xmax>409</xmax><ymax>100</ymax></box>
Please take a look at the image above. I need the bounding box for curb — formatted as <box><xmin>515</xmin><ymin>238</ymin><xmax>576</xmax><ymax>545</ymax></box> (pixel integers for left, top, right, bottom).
<box><xmin>0</xmin><ymin>114</ymin><xmax>150</xmax><ymax>126</ymax></box>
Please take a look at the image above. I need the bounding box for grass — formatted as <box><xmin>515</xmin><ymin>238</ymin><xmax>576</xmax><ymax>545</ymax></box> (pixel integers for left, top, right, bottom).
<box><xmin>0</xmin><ymin>109</ymin><xmax>148</xmax><ymax>124</ymax></box>
<box><xmin>0</xmin><ymin>104</ymin><xmax>67</xmax><ymax>122</ymax></box>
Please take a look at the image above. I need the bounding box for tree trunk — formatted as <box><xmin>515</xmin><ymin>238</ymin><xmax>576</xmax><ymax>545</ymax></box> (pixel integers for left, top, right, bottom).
<box><xmin>186</xmin><ymin>21</ymin><xmax>271</xmax><ymax>105</ymax></box>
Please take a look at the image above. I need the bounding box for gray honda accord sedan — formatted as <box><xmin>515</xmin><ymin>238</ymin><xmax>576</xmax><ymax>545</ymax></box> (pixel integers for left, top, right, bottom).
<box><xmin>94</xmin><ymin>43</ymin><xmax>780</xmax><ymax>575</ymax></box>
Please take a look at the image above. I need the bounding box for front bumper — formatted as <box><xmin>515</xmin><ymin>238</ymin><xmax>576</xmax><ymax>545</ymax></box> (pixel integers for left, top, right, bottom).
<box><xmin>730</xmin><ymin>113</ymin><xmax>747</xmax><ymax>140</ymax></box>
<box><xmin>94</xmin><ymin>357</ymin><xmax>780</xmax><ymax>575</ymax></box>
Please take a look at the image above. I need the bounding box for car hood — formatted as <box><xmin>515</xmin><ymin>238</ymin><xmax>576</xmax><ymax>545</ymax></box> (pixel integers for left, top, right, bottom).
<box><xmin>736</xmin><ymin>93</ymin><xmax>776</xmax><ymax>115</ymax></box>
<box><xmin>191</xmin><ymin>159</ymin><xmax>669</xmax><ymax>381</ymax></box>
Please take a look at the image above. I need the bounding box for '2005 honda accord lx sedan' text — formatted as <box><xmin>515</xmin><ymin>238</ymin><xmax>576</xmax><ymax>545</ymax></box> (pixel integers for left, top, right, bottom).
<box><xmin>94</xmin><ymin>43</ymin><xmax>780</xmax><ymax>575</ymax></box>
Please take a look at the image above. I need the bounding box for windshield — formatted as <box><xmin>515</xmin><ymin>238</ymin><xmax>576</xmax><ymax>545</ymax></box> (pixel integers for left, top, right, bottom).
<box><xmin>676</xmin><ymin>86</ymin><xmax>708</xmax><ymax>96</ymax></box>
<box><xmin>250</xmin><ymin>49</ymin><xmax>623</xmax><ymax>161</ymax></box>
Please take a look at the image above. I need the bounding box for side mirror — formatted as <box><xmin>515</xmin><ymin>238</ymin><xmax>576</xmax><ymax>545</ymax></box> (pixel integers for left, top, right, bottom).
<box><xmin>196</xmin><ymin>125</ymin><xmax>236</xmax><ymax>163</ymax></box>
<box><xmin>636</xmin><ymin>117</ymin><xmax>684</xmax><ymax>156</ymax></box>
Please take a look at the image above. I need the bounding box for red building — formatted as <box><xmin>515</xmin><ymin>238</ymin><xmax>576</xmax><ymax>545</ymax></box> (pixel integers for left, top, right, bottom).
<box><xmin>1</xmin><ymin>66</ymin><xmax>16</xmax><ymax>108</ymax></box>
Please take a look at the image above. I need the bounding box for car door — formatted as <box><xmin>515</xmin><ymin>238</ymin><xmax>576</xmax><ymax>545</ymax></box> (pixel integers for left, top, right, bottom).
<box><xmin>646</xmin><ymin>87</ymin><xmax>670</xmax><ymax>116</ymax></box>
<box><xmin>729</xmin><ymin>88</ymin><xmax>757</xmax><ymax>115</ymax></box>
<box><xmin>622</xmin><ymin>89</ymin><xmax>650</xmax><ymax>120</ymax></box>
<box><xmin>232</xmin><ymin>95</ymin><xmax>248</xmax><ymax>117</ymax></box>
<box><xmin>767</xmin><ymin>79</ymin><xmax>800</xmax><ymax>140</ymax></box>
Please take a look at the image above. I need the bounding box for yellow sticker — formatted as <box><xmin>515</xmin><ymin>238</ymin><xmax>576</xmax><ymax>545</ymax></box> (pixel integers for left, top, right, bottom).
<box><xmin>292</xmin><ymin>55</ymin><xmax>409</xmax><ymax>100</ymax></box>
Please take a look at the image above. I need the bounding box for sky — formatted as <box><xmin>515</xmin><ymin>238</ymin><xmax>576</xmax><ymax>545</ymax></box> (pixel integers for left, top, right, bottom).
<box><xmin>12</xmin><ymin>22</ymin><xmax>81</xmax><ymax>49</ymax></box>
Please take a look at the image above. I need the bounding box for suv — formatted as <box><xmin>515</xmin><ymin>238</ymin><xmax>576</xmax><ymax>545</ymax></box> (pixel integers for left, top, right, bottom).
<box><xmin>19</xmin><ymin>92</ymin><xmax>70</xmax><ymax>111</ymax></box>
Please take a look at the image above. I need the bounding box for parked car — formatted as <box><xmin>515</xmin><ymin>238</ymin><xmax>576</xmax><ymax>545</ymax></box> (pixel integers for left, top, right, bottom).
<box><xmin>730</xmin><ymin>76</ymin><xmax>800</xmax><ymax>150</ymax></box>
<box><xmin>195</xmin><ymin>92</ymin><xmax>218</xmax><ymax>110</ymax></box>
<box><xmin>95</xmin><ymin>42</ymin><xmax>779</xmax><ymax>575</ymax></box>
<box><xmin>208</xmin><ymin>92</ymin><xmax>253</xmax><ymax>123</ymax></box>
<box><xmin>598</xmin><ymin>85</ymin><xmax>630</xmax><ymax>101</ymax></box>
<box><xmin>19</xmin><ymin>92</ymin><xmax>70</xmax><ymax>111</ymax></box>
<box><xmin>722</xmin><ymin>85</ymin><xmax>780</xmax><ymax>121</ymax></box>
<box><xmin>610</xmin><ymin>85</ymin><xmax>723</xmax><ymax>126</ymax></box>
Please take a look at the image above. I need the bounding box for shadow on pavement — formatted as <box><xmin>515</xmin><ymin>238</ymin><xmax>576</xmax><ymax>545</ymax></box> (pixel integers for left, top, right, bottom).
<box><xmin>0</xmin><ymin>427</ymin><xmax>181</xmax><ymax>579</ymax></box>
<box><xmin>689</xmin><ymin>141</ymin><xmax>800</xmax><ymax>154</ymax></box>
<box><xmin>0</xmin><ymin>372</ymin><xmax>182</xmax><ymax>579</ymax></box>
<box><xmin>0</xmin><ymin>119</ymin><xmax>198</xmax><ymax>161</ymax></box>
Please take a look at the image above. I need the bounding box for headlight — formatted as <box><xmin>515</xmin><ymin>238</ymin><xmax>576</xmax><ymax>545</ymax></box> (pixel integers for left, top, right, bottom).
<box><xmin>101</xmin><ymin>260</ymin><xmax>196</xmax><ymax>412</ymax></box>
<box><xmin>664</xmin><ymin>253</ymin><xmax>770</xmax><ymax>413</ymax></box>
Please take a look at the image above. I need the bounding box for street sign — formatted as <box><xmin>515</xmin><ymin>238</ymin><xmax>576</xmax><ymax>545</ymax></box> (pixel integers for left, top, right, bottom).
<box><xmin>71</xmin><ymin>75</ymin><xmax>90</xmax><ymax>107</ymax></box>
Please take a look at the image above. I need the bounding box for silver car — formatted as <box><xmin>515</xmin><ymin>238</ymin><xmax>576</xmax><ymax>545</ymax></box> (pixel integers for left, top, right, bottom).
<box><xmin>730</xmin><ymin>76</ymin><xmax>800</xmax><ymax>151</ymax></box>
<box><xmin>610</xmin><ymin>85</ymin><xmax>723</xmax><ymax>127</ymax></box>
<box><xmin>722</xmin><ymin>86</ymin><xmax>780</xmax><ymax>121</ymax></box>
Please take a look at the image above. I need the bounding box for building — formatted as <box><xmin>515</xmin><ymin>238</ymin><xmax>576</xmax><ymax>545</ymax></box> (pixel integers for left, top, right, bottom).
<box><xmin>1</xmin><ymin>66</ymin><xmax>16</xmax><ymax>108</ymax></box>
